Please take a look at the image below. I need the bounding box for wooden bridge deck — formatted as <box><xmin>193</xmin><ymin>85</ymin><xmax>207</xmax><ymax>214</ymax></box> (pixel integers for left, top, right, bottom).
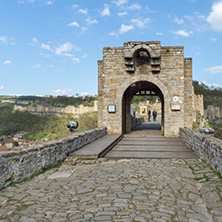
<box><xmin>105</xmin><ymin>122</ymin><xmax>197</xmax><ymax>159</ymax></box>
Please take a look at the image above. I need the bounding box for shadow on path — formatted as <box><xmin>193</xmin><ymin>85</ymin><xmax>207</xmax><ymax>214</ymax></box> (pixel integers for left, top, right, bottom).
<box><xmin>133</xmin><ymin>121</ymin><xmax>161</xmax><ymax>131</ymax></box>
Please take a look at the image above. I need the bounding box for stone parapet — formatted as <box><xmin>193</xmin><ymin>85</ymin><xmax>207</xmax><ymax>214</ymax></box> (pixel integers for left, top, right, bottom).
<box><xmin>180</xmin><ymin>128</ymin><xmax>222</xmax><ymax>174</ymax></box>
<box><xmin>0</xmin><ymin>128</ymin><xmax>107</xmax><ymax>190</ymax></box>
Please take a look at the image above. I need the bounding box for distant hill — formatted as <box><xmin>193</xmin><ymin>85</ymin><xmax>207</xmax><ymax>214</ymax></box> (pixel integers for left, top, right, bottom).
<box><xmin>0</xmin><ymin>95</ymin><xmax>97</xmax><ymax>110</ymax></box>
<box><xmin>0</xmin><ymin>95</ymin><xmax>98</xmax><ymax>141</ymax></box>
<box><xmin>193</xmin><ymin>81</ymin><xmax>222</xmax><ymax>109</ymax></box>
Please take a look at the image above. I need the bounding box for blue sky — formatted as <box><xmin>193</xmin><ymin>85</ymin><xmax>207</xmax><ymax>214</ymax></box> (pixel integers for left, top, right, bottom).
<box><xmin>0</xmin><ymin>0</ymin><xmax>222</xmax><ymax>96</ymax></box>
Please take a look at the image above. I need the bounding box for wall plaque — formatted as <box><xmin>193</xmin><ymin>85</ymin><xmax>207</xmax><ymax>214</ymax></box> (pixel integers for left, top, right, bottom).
<box><xmin>108</xmin><ymin>105</ymin><xmax>116</xmax><ymax>113</ymax></box>
<box><xmin>173</xmin><ymin>96</ymin><xmax>179</xmax><ymax>102</ymax></box>
<box><xmin>171</xmin><ymin>104</ymin><xmax>181</xmax><ymax>111</ymax></box>
<box><xmin>140</xmin><ymin>106</ymin><xmax>147</xmax><ymax>116</ymax></box>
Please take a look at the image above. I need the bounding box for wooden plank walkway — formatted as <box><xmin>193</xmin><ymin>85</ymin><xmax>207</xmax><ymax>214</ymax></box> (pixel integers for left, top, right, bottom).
<box><xmin>69</xmin><ymin>134</ymin><xmax>123</xmax><ymax>159</ymax></box>
<box><xmin>105</xmin><ymin>122</ymin><xmax>197</xmax><ymax>159</ymax></box>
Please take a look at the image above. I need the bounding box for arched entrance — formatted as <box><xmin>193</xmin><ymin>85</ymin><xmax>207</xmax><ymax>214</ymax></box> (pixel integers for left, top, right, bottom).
<box><xmin>122</xmin><ymin>81</ymin><xmax>164</xmax><ymax>134</ymax></box>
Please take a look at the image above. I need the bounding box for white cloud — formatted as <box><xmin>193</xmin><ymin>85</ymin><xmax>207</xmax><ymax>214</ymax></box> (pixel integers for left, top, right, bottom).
<box><xmin>53</xmin><ymin>89</ymin><xmax>72</xmax><ymax>96</ymax></box>
<box><xmin>197</xmin><ymin>15</ymin><xmax>206</xmax><ymax>20</ymax></box>
<box><xmin>46</xmin><ymin>64</ymin><xmax>53</xmax><ymax>68</ymax></box>
<box><xmin>112</xmin><ymin>0</ymin><xmax>128</xmax><ymax>6</ymax></box>
<box><xmin>131</xmin><ymin>18</ymin><xmax>151</xmax><ymax>28</ymax></box>
<box><xmin>174</xmin><ymin>30</ymin><xmax>192</xmax><ymax>37</ymax></box>
<box><xmin>0</xmin><ymin>36</ymin><xmax>7</xmax><ymax>44</ymax></box>
<box><xmin>40</xmin><ymin>53</ymin><xmax>50</xmax><ymax>58</ymax></box>
<box><xmin>17</xmin><ymin>0</ymin><xmax>24</xmax><ymax>4</ymax></box>
<box><xmin>3</xmin><ymin>60</ymin><xmax>12</xmax><ymax>65</ymax></box>
<box><xmin>119</xmin><ymin>24</ymin><xmax>134</xmax><ymax>34</ymax></box>
<box><xmin>78</xmin><ymin>8</ymin><xmax>88</xmax><ymax>15</ymax></box>
<box><xmin>0</xmin><ymin>86</ymin><xmax>4</xmax><ymax>90</ymax></box>
<box><xmin>41</xmin><ymin>43</ymin><xmax>51</xmax><ymax>51</ymax></box>
<box><xmin>10</xmin><ymin>41</ymin><xmax>16</xmax><ymax>46</ymax></box>
<box><xmin>32</xmin><ymin>37</ymin><xmax>38</xmax><ymax>43</ymax></box>
<box><xmin>56</xmin><ymin>69</ymin><xmax>66</xmax><ymax>72</ymax></box>
<box><xmin>72</xmin><ymin>4</ymin><xmax>78</xmax><ymax>9</ymax></box>
<box><xmin>30</xmin><ymin>37</ymin><xmax>38</xmax><ymax>46</ymax></box>
<box><xmin>46</xmin><ymin>1</ymin><xmax>53</xmax><ymax>5</ymax></box>
<box><xmin>0</xmin><ymin>36</ymin><xmax>16</xmax><ymax>45</ymax></box>
<box><xmin>47</xmin><ymin>1</ymin><xmax>53</xmax><ymax>5</ymax></box>
<box><xmin>156</xmin><ymin>32</ymin><xmax>163</xmax><ymax>35</ymax></box>
<box><xmin>72</xmin><ymin>57</ymin><xmax>80</xmax><ymax>64</ymax></box>
<box><xmin>32</xmin><ymin>64</ymin><xmax>41</xmax><ymax>68</ymax></box>
<box><xmin>109</xmin><ymin>31</ymin><xmax>118</xmax><ymax>37</ymax></box>
<box><xmin>127</xmin><ymin>4</ymin><xmax>141</xmax><ymax>10</ymax></box>
<box><xmin>184</xmin><ymin>15</ymin><xmax>194</xmax><ymax>21</ymax></box>
<box><xmin>174</xmin><ymin>16</ymin><xmax>184</xmax><ymax>24</ymax></box>
<box><xmin>63</xmin><ymin>53</ymin><xmax>73</xmax><ymax>57</ymax></box>
<box><xmin>201</xmin><ymin>81</ymin><xmax>222</xmax><ymax>89</ymax></box>
<box><xmin>145</xmin><ymin>6</ymin><xmax>155</xmax><ymax>13</ymax></box>
<box><xmin>210</xmin><ymin>37</ymin><xmax>217</xmax><ymax>42</ymax></box>
<box><xmin>81</xmin><ymin>27</ymin><xmax>87</xmax><ymax>32</ymax></box>
<box><xmin>118</xmin><ymin>12</ymin><xmax>128</xmax><ymax>16</ymax></box>
<box><xmin>68</xmin><ymin>21</ymin><xmax>79</xmax><ymax>27</ymax></box>
<box><xmin>101</xmin><ymin>4</ymin><xmax>111</xmax><ymax>16</ymax></box>
<box><xmin>205</xmin><ymin>66</ymin><xmax>222</xmax><ymax>74</ymax></box>
<box><xmin>207</xmin><ymin>1</ymin><xmax>222</xmax><ymax>31</ymax></box>
<box><xmin>86</xmin><ymin>18</ymin><xmax>98</xmax><ymax>25</ymax></box>
<box><xmin>55</xmin><ymin>42</ymin><xmax>80</xmax><ymax>55</ymax></box>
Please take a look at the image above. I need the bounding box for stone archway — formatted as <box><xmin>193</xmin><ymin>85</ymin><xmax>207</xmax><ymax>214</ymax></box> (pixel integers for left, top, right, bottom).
<box><xmin>122</xmin><ymin>81</ymin><xmax>164</xmax><ymax>134</ymax></box>
<box><xmin>98</xmin><ymin>41</ymin><xmax>194</xmax><ymax>137</ymax></box>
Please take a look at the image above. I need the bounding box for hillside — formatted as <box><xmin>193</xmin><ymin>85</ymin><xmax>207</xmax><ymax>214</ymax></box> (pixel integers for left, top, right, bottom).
<box><xmin>0</xmin><ymin>95</ymin><xmax>98</xmax><ymax>142</ymax></box>
<box><xmin>193</xmin><ymin>81</ymin><xmax>222</xmax><ymax>109</ymax></box>
<box><xmin>0</xmin><ymin>109</ymin><xmax>97</xmax><ymax>142</ymax></box>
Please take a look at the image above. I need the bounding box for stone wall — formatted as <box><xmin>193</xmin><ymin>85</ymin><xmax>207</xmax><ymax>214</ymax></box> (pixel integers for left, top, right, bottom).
<box><xmin>0</xmin><ymin>128</ymin><xmax>106</xmax><ymax>190</ymax></box>
<box><xmin>192</xmin><ymin>87</ymin><xmax>204</xmax><ymax>121</ymax></box>
<box><xmin>180</xmin><ymin>128</ymin><xmax>222</xmax><ymax>174</ymax></box>
<box><xmin>205</xmin><ymin>105</ymin><xmax>222</xmax><ymax>122</ymax></box>
<box><xmin>14</xmin><ymin>101</ymin><xmax>98</xmax><ymax>117</ymax></box>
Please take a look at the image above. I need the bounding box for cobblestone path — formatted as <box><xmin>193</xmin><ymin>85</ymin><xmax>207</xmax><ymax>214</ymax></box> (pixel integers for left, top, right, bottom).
<box><xmin>1</xmin><ymin>158</ymin><xmax>222</xmax><ymax>222</ymax></box>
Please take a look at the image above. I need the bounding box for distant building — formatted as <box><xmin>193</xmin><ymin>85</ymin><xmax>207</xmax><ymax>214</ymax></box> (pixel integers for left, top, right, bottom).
<box><xmin>0</xmin><ymin>135</ymin><xmax>8</xmax><ymax>140</ymax></box>
<box><xmin>5</xmin><ymin>140</ymin><xmax>16</xmax><ymax>149</ymax></box>
<box><xmin>18</xmin><ymin>139</ymin><xmax>28</xmax><ymax>146</ymax></box>
<box><xmin>0</xmin><ymin>145</ymin><xmax>10</xmax><ymax>152</ymax></box>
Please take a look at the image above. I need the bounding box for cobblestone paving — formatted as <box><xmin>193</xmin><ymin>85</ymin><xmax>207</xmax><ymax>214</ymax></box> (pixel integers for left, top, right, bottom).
<box><xmin>1</xmin><ymin>158</ymin><xmax>222</xmax><ymax>222</ymax></box>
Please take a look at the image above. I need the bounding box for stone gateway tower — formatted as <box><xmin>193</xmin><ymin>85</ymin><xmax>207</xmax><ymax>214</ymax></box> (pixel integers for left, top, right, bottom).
<box><xmin>98</xmin><ymin>41</ymin><xmax>194</xmax><ymax>137</ymax></box>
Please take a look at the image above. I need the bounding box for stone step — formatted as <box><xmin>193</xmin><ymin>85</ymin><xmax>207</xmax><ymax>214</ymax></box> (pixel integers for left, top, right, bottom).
<box><xmin>69</xmin><ymin>134</ymin><xmax>123</xmax><ymax>159</ymax></box>
<box><xmin>118</xmin><ymin>141</ymin><xmax>186</xmax><ymax>145</ymax></box>
<box><xmin>105</xmin><ymin>124</ymin><xmax>197</xmax><ymax>159</ymax></box>
<box><xmin>111</xmin><ymin>145</ymin><xmax>192</xmax><ymax>151</ymax></box>
<box><xmin>105</xmin><ymin>150</ymin><xmax>197</xmax><ymax>159</ymax></box>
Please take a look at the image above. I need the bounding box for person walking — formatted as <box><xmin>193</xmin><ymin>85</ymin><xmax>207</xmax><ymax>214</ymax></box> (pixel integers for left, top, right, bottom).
<box><xmin>148</xmin><ymin>109</ymin><xmax>151</xmax><ymax>122</ymax></box>
<box><xmin>153</xmin><ymin>110</ymin><xmax>157</xmax><ymax>121</ymax></box>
